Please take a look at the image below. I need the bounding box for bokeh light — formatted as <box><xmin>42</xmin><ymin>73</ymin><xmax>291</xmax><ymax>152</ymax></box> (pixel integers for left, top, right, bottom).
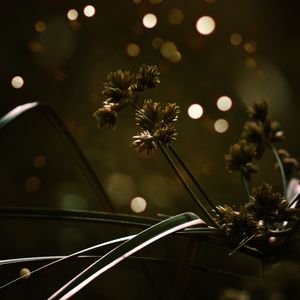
<box><xmin>188</xmin><ymin>104</ymin><xmax>204</xmax><ymax>119</ymax></box>
<box><xmin>28</xmin><ymin>41</ymin><xmax>43</xmax><ymax>53</ymax></box>
<box><xmin>106</xmin><ymin>172</ymin><xmax>136</xmax><ymax>205</ymax></box>
<box><xmin>230</xmin><ymin>33</ymin><xmax>243</xmax><ymax>46</ymax></box>
<box><xmin>168</xmin><ymin>8</ymin><xmax>184</xmax><ymax>25</ymax></box>
<box><xmin>244</xmin><ymin>41</ymin><xmax>257</xmax><ymax>53</ymax></box>
<box><xmin>67</xmin><ymin>9</ymin><xmax>79</xmax><ymax>21</ymax></box>
<box><xmin>196</xmin><ymin>16</ymin><xmax>215</xmax><ymax>35</ymax></box>
<box><xmin>83</xmin><ymin>5</ymin><xmax>96</xmax><ymax>17</ymax></box>
<box><xmin>35</xmin><ymin>20</ymin><xmax>46</xmax><ymax>32</ymax></box>
<box><xmin>216</xmin><ymin>96</ymin><xmax>232</xmax><ymax>111</ymax></box>
<box><xmin>168</xmin><ymin>51</ymin><xmax>182</xmax><ymax>63</ymax></box>
<box><xmin>152</xmin><ymin>37</ymin><xmax>164</xmax><ymax>49</ymax></box>
<box><xmin>19</xmin><ymin>268</ymin><xmax>31</xmax><ymax>279</ymax></box>
<box><xmin>245</xmin><ymin>58</ymin><xmax>256</xmax><ymax>69</ymax></box>
<box><xmin>214</xmin><ymin>119</ymin><xmax>229</xmax><ymax>133</ymax></box>
<box><xmin>126</xmin><ymin>43</ymin><xmax>140</xmax><ymax>57</ymax></box>
<box><xmin>160</xmin><ymin>41</ymin><xmax>180</xmax><ymax>62</ymax></box>
<box><xmin>11</xmin><ymin>76</ymin><xmax>24</xmax><ymax>89</ymax></box>
<box><xmin>24</xmin><ymin>176</ymin><xmax>41</xmax><ymax>193</ymax></box>
<box><xmin>130</xmin><ymin>196</ymin><xmax>147</xmax><ymax>213</ymax></box>
<box><xmin>142</xmin><ymin>13</ymin><xmax>157</xmax><ymax>29</ymax></box>
<box><xmin>33</xmin><ymin>155</ymin><xmax>46</xmax><ymax>168</ymax></box>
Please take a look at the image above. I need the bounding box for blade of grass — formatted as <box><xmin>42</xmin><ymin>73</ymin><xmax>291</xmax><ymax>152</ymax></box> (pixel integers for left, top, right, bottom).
<box><xmin>0</xmin><ymin>235</ymin><xmax>134</xmax><ymax>291</ymax></box>
<box><xmin>47</xmin><ymin>212</ymin><xmax>204</xmax><ymax>300</ymax></box>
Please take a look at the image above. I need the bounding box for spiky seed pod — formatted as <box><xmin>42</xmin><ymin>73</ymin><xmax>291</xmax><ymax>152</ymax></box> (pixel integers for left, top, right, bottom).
<box><xmin>93</xmin><ymin>106</ymin><xmax>118</xmax><ymax>129</ymax></box>
<box><xmin>248</xmin><ymin>183</ymin><xmax>283</xmax><ymax>215</ymax></box>
<box><xmin>248</xmin><ymin>99</ymin><xmax>269</xmax><ymax>122</ymax></box>
<box><xmin>135</xmin><ymin>99</ymin><xmax>161</xmax><ymax>130</ymax></box>
<box><xmin>132</xmin><ymin>130</ymin><xmax>157</xmax><ymax>155</ymax></box>
<box><xmin>154</xmin><ymin>124</ymin><xmax>177</xmax><ymax>145</ymax></box>
<box><xmin>103</xmin><ymin>70</ymin><xmax>133</xmax><ymax>101</ymax></box>
<box><xmin>214</xmin><ymin>205</ymin><xmax>258</xmax><ymax>238</ymax></box>
<box><xmin>133</xmin><ymin>64</ymin><xmax>160</xmax><ymax>92</ymax></box>
<box><xmin>224</xmin><ymin>140</ymin><xmax>258</xmax><ymax>179</ymax></box>
<box><xmin>162</xmin><ymin>103</ymin><xmax>180</xmax><ymax>124</ymax></box>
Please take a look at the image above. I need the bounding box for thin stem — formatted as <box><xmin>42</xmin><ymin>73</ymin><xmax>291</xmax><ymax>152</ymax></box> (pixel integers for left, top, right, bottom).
<box><xmin>229</xmin><ymin>234</ymin><xmax>256</xmax><ymax>256</ymax></box>
<box><xmin>168</xmin><ymin>145</ymin><xmax>221</xmax><ymax>215</ymax></box>
<box><xmin>159</xmin><ymin>144</ymin><xmax>217</xmax><ymax>226</ymax></box>
<box><xmin>240</xmin><ymin>173</ymin><xmax>250</xmax><ymax>199</ymax></box>
<box><xmin>270</xmin><ymin>144</ymin><xmax>287</xmax><ymax>198</ymax></box>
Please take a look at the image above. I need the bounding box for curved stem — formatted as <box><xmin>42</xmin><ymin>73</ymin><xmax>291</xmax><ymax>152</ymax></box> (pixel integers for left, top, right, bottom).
<box><xmin>270</xmin><ymin>144</ymin><xmax>287</xmax><ymax>198</ymax></box>
<box><xmin>240</xmin><ymin>173</ymin><xmax>250</xmax><ymax>199</ymax></box>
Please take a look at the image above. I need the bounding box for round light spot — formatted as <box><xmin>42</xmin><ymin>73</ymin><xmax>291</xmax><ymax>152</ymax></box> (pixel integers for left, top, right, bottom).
<box><xmin>168</xmin><ymin>51</ymin><xmax>182</xmax><ymax>63</ymax></box>
<box><xmin>245</xmin><ymin>58</ymin><xmax>256</xmax><ymax>70</ymax></box>
<box><xmin>152</xmin><ymin>37</ymin><xmax>164</xmax><ymax>49</ymax></box>
<box><xmin>19</xmin><ymin>268</ymin><xmax>31</xmax><ymax>279</ymax></box>
<box><xmin>33</xmin><ymin>155</ymin><xmax>46</xmax><ymax>168</ymax></box>
<box><xmin>35</xmin><ymin>20</ymin><xmax>46</xmax><ymax>32</ymax></box>
<box><xmin>244</xmin><ymin>41</ymin><xmax>257</xmax><ymax>53</ymax></box>
<box><xmin>214</xmin><ymin>119</ymin><xmax>229</xmax><ymax>133</ymax></box>
<box><xmin>196</xmin><ymin>16</ymin><xmax>215</xmax><ymax>35</ymax></box>
<box><xmin>230</xmin><ymin>33</ymin><xmax>242</xmax><ymax>46</ymax></box>
<box><xmin>24</xmin><ymin>176</ymin><xmax>41</xmax><ymax>193</ymax></box>
<box><xmin>106</xmin><ymin>172</ymin><xmax>136</xmax><ymax>205</ymax></box>
<box><xmin>142</xmin><ymin>13</ymin><xmax>157</xmax><ymax>29</ymax></box>
<box><xmin>130</xmin><ymin>196</ymin><xmax>147</xmax><ymax>213</ymax></box>
<box><xmin>83</xmin><ymin>5</ymin><xmax>96</xmax><ymax>17</ymax></box>
<box><xmin>188</xmin><ymin>104</ymin><xmax>203</xmax><ymax>119</ymax></box>
<box><xmin>216</xmin><ymin>96</ymin><xmax>232</xmax><ymax>111</ymax></box>
<box><xmin>126</xmin><ymin>43</ymin><xmax>140</xmax><ymax>57</ymax></box>
<box><xmin>168</xmin><ymin>8</ymin><xmax>184</xmax><ymax>25</ymax></box>
<box><xmin>160</xmin><ymin>41</ymin><xmax>177</xmax><ymax>58</ymax></box>
<box><xmin>28</xmin><ymin>41</ymin><xmax>43</xmax><ymax>53</ymax></box>
<box><xmin>11</xmin><ymin>76</ymin><xmax>24</xmax><ymax>89</ymax></box>
<box><xmin>67</xmin><ymin>9</ymin><xmax>79</xmax><ymax>21</ymax></box>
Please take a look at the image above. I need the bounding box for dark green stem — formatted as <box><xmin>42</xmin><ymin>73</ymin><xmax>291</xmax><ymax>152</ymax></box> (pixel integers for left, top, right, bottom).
<box><xmin>270</xmin><ymin>144</ymin><xmax>287</xmax><ymax>198</ymax></box>
<box><xmin>240</xmin><ymin>173</ymin><xmax>250</xmax><ymax>199</ymax></box>
<box><xmin>168</xmin><ymin>145</ymin><xmax>221</xmax><ymax>215</ymax></box>
<box><xmin>159</xmin><ymin>144</ymin><xmax>217</xmax><ymax>226</ymax></box>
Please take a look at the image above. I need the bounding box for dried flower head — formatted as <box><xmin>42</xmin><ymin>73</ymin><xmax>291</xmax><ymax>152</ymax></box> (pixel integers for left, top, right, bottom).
<box><xmin>241</xmin><ymin>121</ymin><xmax>265</xmax><ymax>159</ymax></box>
<box><xmin>214</xmin><ymin>205</ymin><xmax>257</xmax><ymax>238</ymax></box>
<box><xmin>135</xmin><ymin>99</ymin><xmax>161</xmax><ymax>130</ymax></box>
<box><xmin>93</xmin><ymin>106</ymin><xmax>118</xmax><ymax>129</ymax></box>
<box><xmin>264</xmin><ymin>119</ymin><xmax>285</xmax><ymax>143</ymax></box>
<box><xmin>133</xmin><ymin>64</ymin><xmax>160</xmax><ymax>92</ymax></box>
<box><xmin>132</xmin><ymin>130</ymin><xmax>157</xmax><ymax>155</ymax></box>
<box><xmin>103</xmin><ymin>70</ymin><xmax>133</xmax><ymax>101</ymax></box>
<box><xmin>248</xmin><ymin>99</ymin><xmax>268</xmax><ymax>122</ymax></box>
<box><xmin>275</xmin><ymin>149</ymin><xmax>299</xmax><ymax>179</ymax></box>
<box><xmin>154</xmin><ymin>124</ymin><xmax>177</xmax><ymax>145</ymax></box>
<box><xmin>246</xmin><ymin>183</ymin><xmax>283</xmax><ymax>218</ymax></box>
<box><xmin>225</xmin><ymin>140</ymin><xmax>258</xmax><ymax>179</ymax></box>
<box><xmin>162</xmin><ymin>103</ymin><xmax>180</xmax><ymax>124</ymax></box>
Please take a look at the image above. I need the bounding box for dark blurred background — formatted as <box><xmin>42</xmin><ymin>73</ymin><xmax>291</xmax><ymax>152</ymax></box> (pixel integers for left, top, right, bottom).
<box><xmin>1</xmin><ymin>0</ymin><xmax>300</xmax><ymax>219</ymax></box>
